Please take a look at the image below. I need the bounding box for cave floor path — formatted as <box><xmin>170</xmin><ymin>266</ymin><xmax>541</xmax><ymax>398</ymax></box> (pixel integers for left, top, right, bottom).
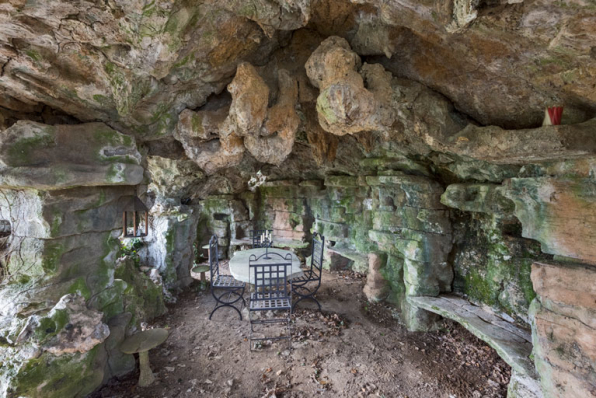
<box><xmin>92</xmin><ymin>270</ymin><xmax>511</xmax><ymax>398</ymax></box>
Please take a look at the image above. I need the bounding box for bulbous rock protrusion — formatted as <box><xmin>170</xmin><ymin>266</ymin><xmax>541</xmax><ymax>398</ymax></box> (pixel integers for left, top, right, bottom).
<box><xmin>175</xmin><ymin>62</ymin><xmax>300</xmax><ymax>172</ymax></box>
<box><xmin>244</xmin><ymin>69</ymin><xmax>300</xmax><ymax>165</ymax></box>
<box><xmin>305</xmin><ymin>36</ymin><xmax>394</xmax><ymax>136</ymax></box>
<box><xmin>227</xmin><ymin>63</ymin><xmax>270</xmax><ymax>136</ymax></box>
<box><xmin>174</xmin><ymin>106</ymin><xmax>245</xmax><ymax>175</ymax></box>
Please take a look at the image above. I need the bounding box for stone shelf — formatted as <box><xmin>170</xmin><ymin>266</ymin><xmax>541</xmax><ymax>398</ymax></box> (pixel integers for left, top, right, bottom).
<box><xmin>272</xmin><ymin>238</ymin><xmax>309</xmax><ymax>249</ymax></box>
<box><xmin>230</xmin><ymin>238</ymin><xmax>309</xmax><ymax>249</ymax></box>
<box><xmin>228</xmin><ymin>238</ymin><xmax>309</xmax><ymax>250</ymax></box>
<box><xmin>326</xmin><ymin>244</ymin><xmax>369</xmax><ymax>273</ymax></box>
<box><xmin>408</xmin><ymin>295</ymin><xmax>536</xmax><ymax>378</ymax></box>
<box><xmin>230</xmin><ymin>238</ymin><xmax>252</xmax><ymax>247</ymax></box>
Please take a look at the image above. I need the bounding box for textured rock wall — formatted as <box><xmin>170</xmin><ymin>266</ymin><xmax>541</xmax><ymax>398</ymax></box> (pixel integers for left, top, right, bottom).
<box><xmin>197</xmin><ymin>195</ymin><xmax>251</xmax><ymax>259</ymax></box>
<box><xmin>2</xmin><ymin>1</ymin><xmax>596</xmax><ymax>396</ymax></box>
<box><xmin>530</xmin><ymin>261</ymin><xmax>596</xmax><ymax>397</ymax></box>
<box><xmin>442</xmin><ymin>184</ymin><xmax>546</xmax><ymax>325</ymax></box>
<box><xmin>257</xmin><ymin>180</ymin><xmax>319</xmax><ymax>248</ymax></box>
<box><xmin>0</xmin><ymin>124</ymin><xmax>166</xmax><ymax>397</ymax></box>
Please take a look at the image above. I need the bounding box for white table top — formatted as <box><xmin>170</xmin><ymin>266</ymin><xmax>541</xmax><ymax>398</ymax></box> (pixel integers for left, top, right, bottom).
<box><xmin>229</xmin><ymin>248</ymin><xmax>303</xmax><ymax>284</ymax></box>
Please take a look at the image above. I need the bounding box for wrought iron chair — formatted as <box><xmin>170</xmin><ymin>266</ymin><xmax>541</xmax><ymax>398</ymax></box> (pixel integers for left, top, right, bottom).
<box><xmin>291</xmin><ymin>232</ymin><xmax>325</xmax><ymax>311</ymax></box>
<box><xmin>248</xmin><ymin>251</ymin><xmax>293</xmax><ymax>351</ymax></box>
<box><xmin>208</xmin><ymin>235</ymin><xmax>246</xmax><ymax>320</ymax></box>
<box><xmin>250</xmin><ymin>229</ymin><xmax>273</xmax><ymax>249</ymax></box>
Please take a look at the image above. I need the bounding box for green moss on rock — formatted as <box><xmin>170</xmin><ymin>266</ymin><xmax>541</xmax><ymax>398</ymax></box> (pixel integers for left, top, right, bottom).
<box><xmin>10</xmin><ymin>346</ymin><xmax>105</xmax><ymax>398</ymax></box>
<box><xmin>452</xmin><ymin>213</ymin><xmax>544</xmax><ymax>324</ymax></box>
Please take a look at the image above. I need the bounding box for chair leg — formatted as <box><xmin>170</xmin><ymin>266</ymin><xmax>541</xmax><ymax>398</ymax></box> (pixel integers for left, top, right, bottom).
<box><xmin>228</xmin><ymin>290</ymin><xmax>245</xmax><ymax>306</ymax></box>
<box><xmin>209</xmin><ymin>288</ymin><xmax>244</xmax><ymax>321</ymax></box>
<box><xmin>249</xmin><ymin>309</ymin><xmax>255</xmax><ymax>351</ymax></box>
<box><xmin>287</xmin><ymin>311</ymin><xmax>292</xmax><ymax>350</ymax></box>
<box><xmin>209</xmin><ymin>302</ymin><xmax>243</xmax><ymax>320</ymax></box>
<box><xmin>239</xmin><ymin>287</ymin><xmax>246</xmax><ymax>307</ymax></box>
<box><xmin>249</xmin><ymin>308</ymin><xmax>293</xmax><ymax>351</ymax></box>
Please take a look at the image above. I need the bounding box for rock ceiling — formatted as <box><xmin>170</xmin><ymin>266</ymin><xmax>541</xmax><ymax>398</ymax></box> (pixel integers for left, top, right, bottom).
<box><xmin>2</xmin><ymin>3</ymin><xmax>596</xmax><ymax>397</ymax></box>
<box><xmin>0</xmin><ymin>0</ymin><xmax>594</xmax><ymax>143</ymax></box>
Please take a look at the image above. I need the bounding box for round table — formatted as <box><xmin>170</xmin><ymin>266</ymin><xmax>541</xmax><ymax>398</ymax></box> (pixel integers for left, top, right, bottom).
<box><xmin>229</xmin><ymin>248</ymin><xmax>303</xmax><ymax>284</ymax></box>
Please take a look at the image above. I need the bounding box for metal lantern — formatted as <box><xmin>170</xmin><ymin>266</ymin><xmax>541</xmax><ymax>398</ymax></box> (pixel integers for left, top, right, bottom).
<box><xmin>121</xmin><ymin>196</ymin><xmax>149</xmax><ymax>238</ymax></box>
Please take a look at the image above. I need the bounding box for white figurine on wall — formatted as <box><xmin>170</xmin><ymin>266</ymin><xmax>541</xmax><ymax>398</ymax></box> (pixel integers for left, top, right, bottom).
<box><xmin>248</xmin><ymin>170</ymin><xmax>267</xmax><ymax>192</ymax></box>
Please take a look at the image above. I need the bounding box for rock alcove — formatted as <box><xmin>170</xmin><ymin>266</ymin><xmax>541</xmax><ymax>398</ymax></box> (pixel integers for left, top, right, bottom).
<box><xmin>1</xmin><ymin>0</ymin><xmax>596</xmax><ymax>397</ymax></box>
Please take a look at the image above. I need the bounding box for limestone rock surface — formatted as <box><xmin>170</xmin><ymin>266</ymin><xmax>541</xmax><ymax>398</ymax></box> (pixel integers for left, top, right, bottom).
<box><xmin>305</xmin><ymin>37</ymin><xmax>394</xmax><ymax>136</ymax></box>
<box><xmin>174</xmin><ymin>63</ymin><xmax>300</xmax><ymax>172</ymax></box>
<box><xmin>147</xmin><ymin>156</ymin><xmax>205</xmax><ymax>206</ymax></box>
<box><xmin>24</xmin><ymin>294</ymin><xmax>109</xmax><ymax>356</ymax></box>
<box><xmin>363</xmin><ymin>253</ymin><xmax>389</xmax><ymax>302</ymax></box>
<box><xmin>363</xmin><ymin>0</ymin><xmax>596</xmax><ymax>128</ymax></box>
<box><xmin>0</xmin><ymin>121</ymin><xmax>143</xmax><ymax>190</ymax></box>
<box><xmin>530</xmin><ymin>261</ymin><xmax>596</xmax><ymax>398</ymax></box>
<box><xmin>442</xmin><ymin>118</ymin><xmax>596</xmax><ymax>164</ymax></box>
<box><xmin>530</xmin><ymin>299</ymin><xmax>596</xmax><ymax>398</ymax></box>
<box><xmin>441</xmin><ymin>183</ymin><xmax>515</xmax><ymax>218</ymax></box>
<box><xmin>505</xmin><ymin>177</ymin><xmax>596</xmax><ymax>265</ymax></box>
<box><xmin>0</xmin><ymin>0</ymin><xmax>289</xmax><ymax>138</ymax></box>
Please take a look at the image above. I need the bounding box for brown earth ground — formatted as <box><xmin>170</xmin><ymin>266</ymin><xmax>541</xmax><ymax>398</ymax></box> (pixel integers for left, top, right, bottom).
<box><xmin>91</xmin><ymin>268</ymin><xmax>511</xmax><ymax>398</ymax></box>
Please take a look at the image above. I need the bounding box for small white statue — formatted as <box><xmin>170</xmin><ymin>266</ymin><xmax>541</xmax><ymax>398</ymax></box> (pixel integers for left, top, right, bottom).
<box><xmin>248</xmin><ymin>170</ymin><xmax>267</xmax><ymax>191</ymax></box>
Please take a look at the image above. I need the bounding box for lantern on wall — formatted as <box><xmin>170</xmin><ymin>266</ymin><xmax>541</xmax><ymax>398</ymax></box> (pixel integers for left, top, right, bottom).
<box><xmin>121</xmin><ymin>196</ymin><xmax>149</xmax><ymax>238</ymax></box>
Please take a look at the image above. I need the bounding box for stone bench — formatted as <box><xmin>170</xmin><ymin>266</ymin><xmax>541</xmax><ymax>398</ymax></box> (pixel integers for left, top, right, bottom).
<box><xmin>408</xmin><ymin>294</ymin><xmax>536</xmax><ymax>378</ymax></box>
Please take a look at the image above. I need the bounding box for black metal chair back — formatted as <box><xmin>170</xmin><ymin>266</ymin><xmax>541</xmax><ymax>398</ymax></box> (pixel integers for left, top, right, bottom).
<box><xmin>311</xmin><ymin>232</ymin><xmax>324</xmax><ymax>274</ymax></box>
<box><xmin>249</xmin><ymin>252</ymin><xmax>292</xmax><ymax>300</ymax></box>
<box><xmin>208</xmin><ymin>235</ymin><xmax>220</xmax><ymax>280</ymax></box>
<box><xmin>250</xmin><ymin>229</ymin><xmax>273</xmax><ymax>249</ymax></box>
<box><xmin>291</xmin><ymin>232</ymin><xmax>325</xmax><ymax>312</ymax></box>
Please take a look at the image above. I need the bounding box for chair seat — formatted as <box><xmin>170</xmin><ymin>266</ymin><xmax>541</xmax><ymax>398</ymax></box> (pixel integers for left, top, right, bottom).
<box><xmin>250</xmin><ymin>292</ymin><xmax>291</xmax><ymax>310</ymax></box>
<box><xmin>292</xmin><ymin>270</ymin><xmax>319</xmax><ymax>284</ymax></box>
<box><xmin>213</xmin><ymin>275</ymin><xmax>245</xmax><ymax>288</ymax></box>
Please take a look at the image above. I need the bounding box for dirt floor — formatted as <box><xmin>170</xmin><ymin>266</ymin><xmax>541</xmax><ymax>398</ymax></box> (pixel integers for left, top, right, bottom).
<box><xmin>91</xmin><ymin>268</ymin><xmax>511</xmax><ymax>398</ymax></box>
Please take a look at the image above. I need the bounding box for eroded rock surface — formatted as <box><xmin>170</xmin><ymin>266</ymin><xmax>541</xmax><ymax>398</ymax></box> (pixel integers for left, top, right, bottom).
<box><xmin>20</xmin><ymin>294</ymin><xmax>109</xmax><ymax>356</ymax></box>
<box><xmin>530</xmin><ymin>261</ymin><xmax>596</xmax><ymax>398</ymax></box>
<box><xmin>1</xmin><ymin>1</ymin><xmax>596</xmax><ymax>397</ymax></box>
<box><xmin>0</xmin><ymin>121</ymin><xmax>143</xmax><ymax>190</ymax></box>
<box><xmin>174</xmin><ymin>63</ymin><xmax>300</xmax><ymax>172</ymax></box>
<box><xmin>443</xmin><ymin>118</ymin><xmax>596</xmax><ymax>164</ymax></box>
<box><xmin>305</xmin><ymin>36</ymin><xmax>394</xmax><ymax>136</ymax></box>
<box><xmin>505</xmin><ymin>177</ymin><xmax>596</xmax><ymax>265</ymax></box>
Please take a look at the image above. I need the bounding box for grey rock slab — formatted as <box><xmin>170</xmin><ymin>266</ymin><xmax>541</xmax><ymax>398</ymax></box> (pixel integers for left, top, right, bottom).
<box><xmin>408</xmin><ymin>294</ymin><xmax>536</xmax><ymax>378</ymax></box>
<box><xmin>508</xmin><ymin>370</ymin><xmax>544</xmax><ymax>398</ymax></box>
<box><xmin>0</xmin><ymin>121</ymin><xmax>143</xmax><ymax>190</ymax></box>
<box><xmin>445</xmin><ymin>118</ymin><xmax>596</xmax><ymax>165</ymax></box>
